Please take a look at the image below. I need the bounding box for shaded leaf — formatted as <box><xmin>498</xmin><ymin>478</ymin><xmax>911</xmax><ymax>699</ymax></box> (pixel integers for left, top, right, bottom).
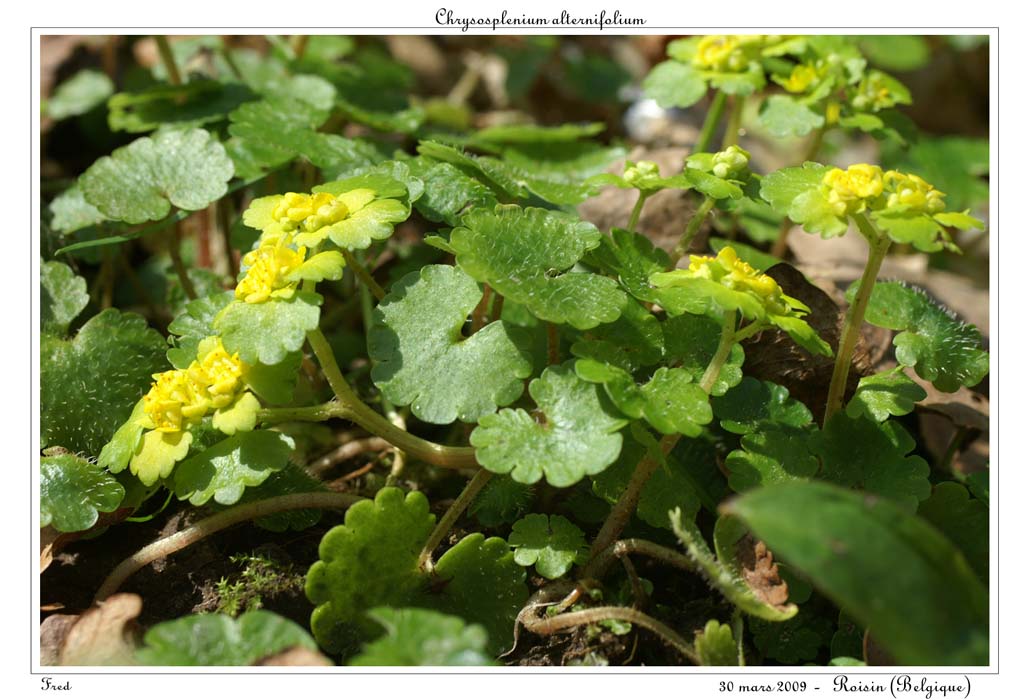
<box><xmin>663</xmin><ymin>313</ymin><xmax>744</xmax><ymax>397</ymax></box>
<box><xmin>509</xmin><ymin>514</ymin><xmax>587</xmax><ymax>579</ymax></box>
<box><xmin>47</xmin><ymin>69</ymin><xmax>114</xmax><ymax>120</ymax></box>
<box><xmin>758</xmin><ymin>95</ymin><xmax>825</xmax><ymax>138</ymax></box>
<box><xmin>726</xmin><ymin>481</ymin><xmax>988</xmax><ymax>665</ymax></box>
<box><xmin>846</xmin><ymin>367</ymin><xmax>927</xmax><ymax>422</ymax></box>
<box><xmin>643</xmin><ymin>61</ymin><xmax>707</xmax><ymax>108</ymax></box>
<box><xmin>41</xmin><ymin>260</ymin><xmax>89</xmax><ymax>336</ymax></box>
<box><xmin>711</xmin><ymin>377</ymin><xmax>812</xmax><ymax>434</ymax></box>
<box><xmin>107</xmin><ymin>80</ymin><xmax>255</xmax><ymax>132</ymax></box>
<box><xmin>725</xmin><ymin>425</ymin><xmax>819</xmax><ymax>493</ymax></box>
<box><xmin>349</xmin><ymin>608</ymin><xmax>493</xmax><ymax>666</ymax></box>
<box><xmin>917</xmin><ymin>481</ymin><xmax>988</xmax><ymax>583</ymax></box>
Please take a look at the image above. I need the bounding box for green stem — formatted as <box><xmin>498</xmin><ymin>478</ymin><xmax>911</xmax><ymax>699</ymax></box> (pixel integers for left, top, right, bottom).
<box><xmin>154</xmin><ymin>36</ymin><xmax>182</xmax><ymax>86</ymax></box>
<box><xmin>291</xmin><ymin>35</ymin><xmax>310</xmax><ymax>60</ymax></box>
<box><xmin>700</xmin><ymin>310</ymin><xmax>738</xmax><ymax>393</ymax></box>
<box><xmin>770</xmin><ymin>124</ymin><xmax>830</xmax><ymax>259</ymax></box>
<box><xmin>669</xmin><ymin>197</ymin><xmax>715</xmax><ymax>268</ymax></box>
<box><xmin>722</xmin><ymin>96</ymin><xmax>744</xmax><ymax>148</ymax></box>
<box><xmin>305</xmin><ymin>328</ymin><xmax>478</xmax><ymax>469</ymax></box>
<box><xmin>582</xmin><ymin>537</ymin><xmax>703</xmax><ymax>581</ymax></box>
<box><xmin>696</xmin><ymin>91</ymin><xmax>728</xmax><ymax>153</ymax></box>
<box><xmin>803</xmin><ymin>124</ymin><xmax>827</xmax><ymax>162</ymax></box>
<box><xmin>342</xmin><ymin>249</ymin><xmax>386</xmax><ymax>301</ymax></box>
<box><xmin>418</xmin><ymin>469</ymin><xmax>493</xmax><ymax>572</ymax></box>
<box><xmin>628</xmin><ymin>191</ymin><xmax>649</xmax><ymax>234</ymax></box>
<box><xmin>169</xmin><ymin>222</ymin><xmax>197</xmax><ymax>300</ymax></box>
<box><xmin>823</xmin><ymin>216</ymin><xmax>891</xmax><ymax>424</ymax></box>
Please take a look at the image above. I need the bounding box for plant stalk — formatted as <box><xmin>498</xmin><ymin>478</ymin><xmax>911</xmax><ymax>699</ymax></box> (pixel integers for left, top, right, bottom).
<box><xmin>669</xmin><ymin>196</ymin><xmax>716</xmax><ymax>268</ymax></box>
<box><xmin>823</xmin><ymin>217</ymin><xmax>891</xmax><ymax>424</ymax></box>
<box><xmin>168</xmin><ymin>222</ymin><xmax>197</xmax><ymax>300</ymax></box>
<box><xmin>695</xmin><ymin>91</ymin><xmax>728</xmax><ymax>153</ymax></box>
<box><xmin>628</xmin><ymin>191</ymin><xmax>649</xmax><ymax>234</ymax></box>
<box><xmin>304</xmin><ymin>329</ymin><xmax>478</xmax><ymax>469</ymax></box>
<box><xmin>721</xmin><ymin>96</ymin><xmax>744</xmax><ymax>148</ymax></box>
<box><xmin>418</xmin><ymin>469</ymin><xmax>493</xmax><ymax>572</ymax></box>
<box><xmin>95</xmin><ymin>492</ymin><xmax>361</xmax><ymax>601</ymax></box>
<box><xmin>154</xmin><ymin>36</ymin><xmax>182</xmax><ymax>86</ymax></box>
<box><xmin>701</xmin><ymin>310</ymin><xmax>738</xmax><ymax>393</ymax></box>
<box><xmin>342</xmin><ymin>249</ymin><xmax>386</xmax><ymax>301</ymax></box>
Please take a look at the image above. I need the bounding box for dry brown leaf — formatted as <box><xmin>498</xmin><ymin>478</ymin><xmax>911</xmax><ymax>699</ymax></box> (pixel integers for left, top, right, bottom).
<box><xmin>735</xmin><ymin>534</ymin><xmax>790</xmax><ymax>610</ymax></box>
<box><xmin>40</xmin><ymin>614</ymin><xmax>79</xmax><ymax>666</ymax></box>
<box><xmin>60</xmin><ymin>593</ymin><xmax>142</xmax><ymax>666</ymax></box>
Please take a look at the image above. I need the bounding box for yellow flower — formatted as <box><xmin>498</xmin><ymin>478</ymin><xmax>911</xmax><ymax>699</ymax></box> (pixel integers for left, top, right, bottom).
<box><xmin>711</xmin><ymin>145</ymin><xmax>751</xmax><ymax>179</ymax></box>
<box><xmin>141</xmin><ymin>337</ymin><xmax>247</xmax><ymax>433</ymax></box>
<box><xmin>235</xmin><ymin>236</ymin><xmax>309</xmax><ymax>304</ymax></box>
<box><xmin>851</xmin><ymin>71</ymin><xmax>903</xmax><ymax>112</ymax></box>
<box><xmin>883</xmin><ymin>171</ymin><xmax>946</xmax><ymax>214</ymax></box>
<box><xmin>778</xmin><ymin>63</ymin><xmax>820</xmax><ymax>93</ymax></box>
<box><xmin>686</xmin><ymin>247</ymin><xmax>790</xmax><ymax>315</ymax></box>
<box><xmin>822</xmin><ymin>164</ymin><xmax>884</xmax><ymax>217</ymax></box>
<box><xmin>692</xmin><ymin>35</ymin><xmax>765</xmax><ymax>72</ymax></box>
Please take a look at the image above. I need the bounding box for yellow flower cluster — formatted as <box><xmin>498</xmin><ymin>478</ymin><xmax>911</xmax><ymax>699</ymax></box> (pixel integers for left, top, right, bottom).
<box><xmin>623</xmin><ymin>160</ymin><xmax>660</xmax><ymax>188</ymax></box>
<box><xmin>270</xmin><ymin>192</ymin><xmax>352</xmax><ymax>235</ymax></box>
<box><xmin>235</xmin><ymin>236</ymin><xmax>309</xmax><ymax>304</ymax></box>
<box><xmin>822</xmin><ymin>164</ymin><xmax>884</xmax><ymax>217</ymax></box>
<box><xmin>693</xmin><ymin>35</ymin><xmax>765</xmax><ymax>72</ymax></box>
<box><xmin>711</xmin><ymin>145</ymin><xmax>750</xmax><ymax>179</ymax></box>
<box><xmin>884</xmin><ymin>171</ymin><xmax>946</xmax><ymax>214</ymax></box>
<box><xmin>685</xmin><ymin>247</ymin><xmax>789</xmax><ymax>315</ymax></box>
<box><xmin>778</xmin><ymin>63</ymin><xmax>821</xmax><ymax>93</ymax></box>
<box><xmin>822</xmin><ymin>165</ymin><xmax>947</xmax><ymax>218</ymax></box>
<box><xmin>143</xmin><ymin>338</ymin><xmax>245</xmax><ymax>433</ymax></box>
<box><xmin>851</xmin><ymin>72</ymin><xmax>899</xmax><ymax>112</ymax></box>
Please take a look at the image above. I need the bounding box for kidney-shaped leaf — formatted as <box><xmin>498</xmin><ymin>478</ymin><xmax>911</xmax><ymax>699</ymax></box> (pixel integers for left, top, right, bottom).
<box><xmin>40</xmin><ymin>454</ymin><xmax>125</xmax><ymax>533</ymax></box>
<box><xmin>173</xmin><ymin>430</ymin><xmax>294</xmax><ymax>506</ymax></box>
<box><xmin>369</xmin><ymin>265</ymin><xmax>532</xmax><ymax>424</ymax></box>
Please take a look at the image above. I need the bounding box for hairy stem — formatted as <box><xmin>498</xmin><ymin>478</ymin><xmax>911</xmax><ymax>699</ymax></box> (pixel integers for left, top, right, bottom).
<box><xmin>823</xmin><ymin>216</ymin><xmax>891</xmax><ymax>424</ymax></box>
<box><xmin>587</xmin><ymin>433</ymin><xmax>680</xmax><ymax>560</ymax></box>
<box><xmin>628</xmin><ymin>191</ymin><xmax>649</xmax><ymax>234</ymax></box>
<box><xmin>342</xmin><ymin>249</ymin><xmax>386</xmax><ymax>301</ymax></box>
<box><xmin>669</xmin><ymin>196</ymin><xmax>715</xmax><ymax>268</ymax></box>
<box><xmin>582</xmin><ymin>537</ymin><xmax>702</xmax><ymax>581</ymax></box>
<box><xmin>701</xmin><ymin>310</ymin><xmax>738</xmax><ymax>393</ymax></box>
<box><xmin>695</xmin><ymin>91</ymin><xmax>728</xmax><ymax>153</ymax></box>
<box><xmin>304</xmin><ymin>330</ymin><xmax>479</xmax><ymax>469</ymax></box>
<box><xmin>95</xmin><ymin>492</ymin><xmax>361</xmax><ymax>602</ymax></box>
<box><xmin>521</xmin><ymin>605</ymin><xmax>699</xmax><ymax>664</ymax></box>
<box><xmin>154</xmin><ymin>36</ymin><xmax>182</xmax><ymax>86</ymax></box>
<box><xmin>722</xmin><ymin>95</ymin><xmax>744</xmax><ymax>148</ymax></box>
<box><xmin>418</xmin><ymin>469</ymin><xmax>493</xmax><ymax>572</ymax></box>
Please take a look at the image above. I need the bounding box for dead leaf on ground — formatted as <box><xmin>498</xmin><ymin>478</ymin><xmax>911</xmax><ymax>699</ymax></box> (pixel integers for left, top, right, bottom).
<box><xmin>905</xmin><ymin>366</ymin><xmax>989</xmax><ymax>433</ymax></box>
<box><xmin>735</xmin><ymin>534</ymin><xmax>790</xmax><ymax>610</ymax></box>
<box><xmin>59</xmin><ymin>593</ymin><xmax>142</xmax><ymax>666</ymax></box>
<box><xmin>40</xmin><ymin>614</ymin><xmax>79</xmax><ymax>666</ymax></box>
<box><xmin>256</xmin><ymin>646</ymin><xmax>334</xmax><ymax>666</ymax></box>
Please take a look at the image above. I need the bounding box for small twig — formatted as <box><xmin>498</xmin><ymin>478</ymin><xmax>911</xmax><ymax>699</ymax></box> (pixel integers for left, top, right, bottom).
<box><xmin>307</xmin><ymin>437</ymin><xmax>391</xmax><ymax>475</ymax></box>
<box><xmin>94</xmin><ymin>492</ymin><xmax>361</xmax><ymax>602</ymax></box>
<box><xmin>620</xmin><ymin>555</ymin><xmax>648</xmax><ymax>609</ymax></box>
<box><xmin>418</xmin><ymin>469</ymin><xmax>493</xmax><ymax>572</ymax></box>
<box><xmin>582</xmin><ymin>537</ymin><xmax>701</xmax><ymax>582</ymax></box>
<box><xmin>470</xmin><ymin>284</ymin><xmax>492</xmax><ymax>333</ymax></box>
<box><xmin>327</xmin><ymin>459</ymin><xmax>380</xmax><ymax>489</ymax></box>
<box><xmin>490</xmin><ymin>293</ymin><xmax>505</xmax><ymax>324</ymax></box>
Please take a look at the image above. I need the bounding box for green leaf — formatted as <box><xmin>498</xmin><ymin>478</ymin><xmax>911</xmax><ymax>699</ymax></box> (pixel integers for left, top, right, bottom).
<box><xmin>810</xmin><ymin>414</ymin><xmax>930</xmax><ymax>512</ymax></box>
<box><xmin>857</xmin><ymin>281</ymin><xmax>989</xmax><ymax>392</ymax></box>
<box><xmin>587</xmin><ymin>228</ymin><xmax>670</xmax><ymax>304</ymax></box>
<box><xmin>173</xmin><ymin>430</ymin><xmax>294</xmax><ymax>506</ymax></box>
<box><xmin>917</xmin><ymin>481</ymin><xmax>988</xmax><ymax>583</ymax></box>
<box><xmin>570</xmin><ymin>299</ymin><xmax>665</xmax><ymax>371</ymax></box>
<box><xmin>470</xmin><ymin>122</ymin><xmax>605</xmax><ymax>145</ymax></box>
<box><xmin>846</xmin><ymin>367</ymin><xmax>927</xmax><ymax>422</ymax></box>
<box><xmin>350</xmin><ymin>608</ymin><xmax>494</xmax><ymax>666</ymax></box>
<box><xmin>643</xmin><ymin>61</ymin><xmax>707</xmax><ymax>108</ymax></box>
<box><xmin>80</xmin><ymin>128</ymin><xmax>234</xmax><ymax>225</ymax></box>
<box><xmin>49</xmin><ymin>184</ymin><xmax>106</xmax><ymax>234</ymax></box>
<box><xmin>136</xmin><ymin>610</ymin><xmax>318</xmax><ymax>666</ymax></box>
<box><xmin>166</xmin><ymin>291</ymin><xmax>234</xmax><ymax>368</ymax></box>
<box><xmin>509</xmin><ymin>514</ymin><xmax>587</xmax><ymax>579</ymax></box>
<box><xmin>592</xmin><ymin>433</ymin><xmax>702</xmax><ymax>529</ymax></box>
<box><xmin>695</xmin><ymin>620</ymin><xmax>738</xmax><ymax>666</ymax></box>
<box><xmin>42</xmin><ymin>309</ymin><xmax>168</xmax><ymax>456</ymax></box>
<box><xmin>215</xmin><ymin>292</ymin><xmax>322</xmax><ymax>366</ymax></box>
<box><xmin>405</xmin><ymin>159</ymin><xmax>498</xmax><ymax>227</ymax></box>
<box><xmin>47</xmin><ymin>69</ymin><xmax>114</xmax><ymax>120</ymax></box>
<box><xmin>40</xmin><ymin>454</ymin><xmax>125</xmax><ymax>532</ymax></box>
<box><xmin>758</xmin><ymin>95</ymin><xmax>825</xmax><ymax>138</ymax></box>
<box><xmin>227</xmin><ymin>98</ymin><xmax>329</xmax><ymax>174</ymax></box>
<box><xmin>726</xmin><ymin>481</ymin><xmax>988</xmax><ymax>665</ymax></box>
<box><xmin>468</xmin><ymin>475</ymin><xmax>534</xmax><ymax>528</ymax></box>
<box><xmin>725</xmin><ymin>426</ymin><xmax>819</xmax><ymax>493</ymax></box>
<box><xmin>858</xmin><ymin>35</ymin><xmax>931</xmax><ymax>71</ymax></box>
<box><xmin>41</xmin><ymin>260</ymin><xmax>89</xmax><ymax>336</ymax></box>
<box><xmin>663</xmin><ymin>314</ymin><xmax>744</xmax><ymax>397</ymax></box>
<box><xmin>760</xmin><ymin>163</ymin><xmax>848</xmax><ymax>238</ymax></box>
<box><xmin>369</xmin><ymin>265</ymin><xmax>532</xmax><ymax>424</ymax></box>
<box><xmin>451</xmin><ymin>205</ymin><xmax>626</xmax><ymax>330</ymax></box>
<box><xmin>471</xmin><ymin>363</ymin><xmax>627</xmax><ymax>487</ymax></box>
<box><xmin>220</xmin><ymin>463</ymin><xmax>326</xmax><ymax>532</ymax></box>
<box><xmin>711</xmin><ymin>377</ymin><xmax>812</xmax><ymax>434</ymax></box>
<box><xmin>306</xmin><ymin>488</ymin><xmax>525</xmax><ymax>656</ymax></box>
<box><xmin>872</xmin><ymin>210</ymin><xmax>951</xmax><ymax>252</ymax></box>
<box><xmin>882</xmin><ymin>136</ymin><xmax>988</xmax><ymax>211</ymax></box>
<box><xmin>750</xmin><ymin>605</ymin><xmax>834</xmax><ymax>664</ymax></box>
<box><xmin>107</xmin><ymin>80</ymin><xmax>255</xmax><ymax>133</ymax></box>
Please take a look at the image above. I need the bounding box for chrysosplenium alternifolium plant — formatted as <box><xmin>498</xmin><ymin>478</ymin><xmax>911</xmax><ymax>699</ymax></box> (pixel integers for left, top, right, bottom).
<box><xmin>41</xmin><ymin>34</ymin><xmax>990</xmax><ymax>668</ymax></box>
